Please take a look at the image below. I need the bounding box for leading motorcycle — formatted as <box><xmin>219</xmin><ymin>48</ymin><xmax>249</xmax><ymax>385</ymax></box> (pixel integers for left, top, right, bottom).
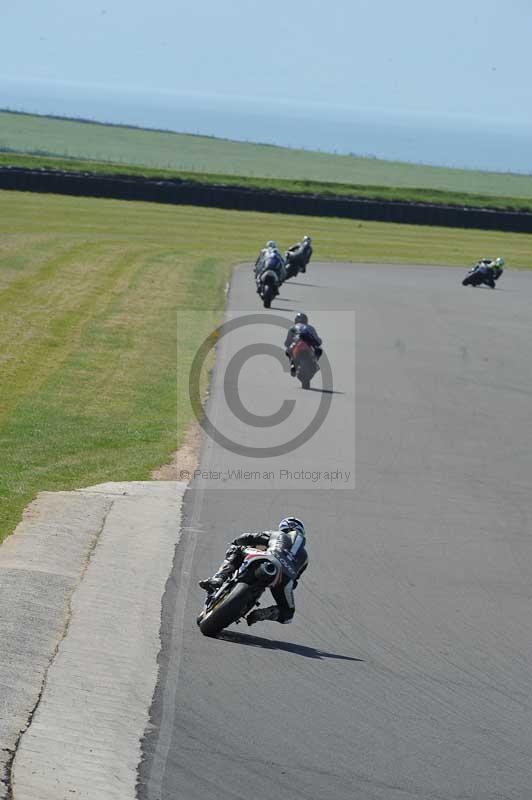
<box><xmin>462</xmin><ymin>260</ymin><xmax>496</xmax><ymax>288</ymax></box>
<box><xmin>284</xmin><ymin>243</ymin><xmax>312</xmax><ymax>280</ymax></box>
<box><xmin>197</xmin><ymin>547</ymin><xmax>282</xmax><ymax>637</ymax></box>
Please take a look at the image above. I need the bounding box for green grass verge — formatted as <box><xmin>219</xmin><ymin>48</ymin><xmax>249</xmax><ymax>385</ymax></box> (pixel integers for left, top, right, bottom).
<box><xmin>2</xmin><ymin>110</ymin><xmax>532</xmax><ymax>204</ymax></box>
<box><xmin>1</xmin><ymin>188</ymin><xmax>531</xmax><ymax>541</ymax></box>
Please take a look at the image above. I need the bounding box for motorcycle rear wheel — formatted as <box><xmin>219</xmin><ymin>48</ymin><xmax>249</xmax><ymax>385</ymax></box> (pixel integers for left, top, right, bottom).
<box><xmin>299</xmin><ymin>370</ymin><xmax>311</xmax><ymax>389</ymax></box>
<box><xmin>262</xmin><ymin>284</ymin><xmax>274</xmax><ymax>308</ymax></box>
<box><xmin>199</xmin><ymin>582</ymin><xmax>257</xmax><ymax>637</ymax></box>
<box><xmin>296</xmin><ymin>353</ymin><xmax>315</xmax><ymax>389</ymax></box>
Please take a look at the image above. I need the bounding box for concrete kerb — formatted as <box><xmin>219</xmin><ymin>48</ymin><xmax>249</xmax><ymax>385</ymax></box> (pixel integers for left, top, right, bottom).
<box><xmin>0</xmin><ymin>480</ymin><xmax>185</xmax><ymax>800</ymax></box>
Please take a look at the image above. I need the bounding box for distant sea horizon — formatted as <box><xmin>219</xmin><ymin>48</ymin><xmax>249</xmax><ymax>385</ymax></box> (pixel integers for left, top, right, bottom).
<box><xmin>1</xmin><ymin>78</ymin><xmax>531</xmax><ymax>175</ymax></box>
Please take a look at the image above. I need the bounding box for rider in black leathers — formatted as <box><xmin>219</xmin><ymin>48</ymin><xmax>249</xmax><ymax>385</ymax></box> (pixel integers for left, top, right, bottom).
<box><xmin>286</xmin><ymin>235</ymin><xmax>313</xmax><ymax>269</ymax></box>
<box><xmin>254</xmin><ymin>244</ymin><xmax>285</xmax><ymax>293</ymax></box>
<box><xmin>469</xmin><ymin>256</ymin><xmax>505</xmax><ymax>288</ymax></box>
<box><xmin>284</xmin><ymin>312</ymin><xmax>322</xmax><ymax>375</ymax></box>
<box><xmin>254</xmin><ymin>241</ymin><xmax>285</xmax><ymax>278</ymax></box>
<box><xmin>199</xmin><ymin>517</ymin><xmax>308</xmax><ymax>625</ymax></box>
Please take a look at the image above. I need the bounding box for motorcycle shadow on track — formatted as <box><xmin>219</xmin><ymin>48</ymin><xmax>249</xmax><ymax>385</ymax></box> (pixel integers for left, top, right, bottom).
<box><xmin>307</xmin><ymin>387</ymin><xmax>344</xmax><ymax>395</ymax></box>
<box><xmin>470</xmin><ymin>285</ymin><xmax>511</xmax><ymax>291</ymax></box>
<box><xmin>219</xmin><ymin>630</ymin><xmax>364</xmax><ymax>661</ymax></box>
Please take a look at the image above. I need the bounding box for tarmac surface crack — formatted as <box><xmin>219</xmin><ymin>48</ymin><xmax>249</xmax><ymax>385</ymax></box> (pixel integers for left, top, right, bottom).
<box><xmin>0</xmin><ymin>749</ymin><xmax>14</xmax><ymax>800</ymax></box>
<box><xmin>10</xmin><ymin>481</ymin><xmax>185</xmax><ymax>800</ymax></box>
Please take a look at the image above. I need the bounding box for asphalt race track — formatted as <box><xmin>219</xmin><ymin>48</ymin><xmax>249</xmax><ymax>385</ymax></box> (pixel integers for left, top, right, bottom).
<box><xmin>140</xmin><ymin>263</ymin><xmax>532</xmax><ymax>800</ymax></box>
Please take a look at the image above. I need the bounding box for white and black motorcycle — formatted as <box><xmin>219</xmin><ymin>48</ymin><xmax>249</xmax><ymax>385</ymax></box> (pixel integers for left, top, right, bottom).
<box><xmin>197</xmin><ymin>547</ymin><xmax>282</xmax><ymax>637</ymax></box>
<box><xmin>255</xmin><ymin>250</ymin><xmax>284</xmax><ymax>308</ymax></box>
<box><xmin>257</xmin><ymin>268</ymin><xmax>280</xmax><ymax>308</ymax></box>
<box><xmin>462</xmin><ymin>259</ymin><xmax>502</xmax><ymax>288</ymax></box>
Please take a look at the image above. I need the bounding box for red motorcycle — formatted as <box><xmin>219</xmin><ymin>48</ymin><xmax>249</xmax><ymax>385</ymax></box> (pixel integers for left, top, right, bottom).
<box><xmin>290</xmin><ymin>339</ymin><xmax>319</xmax><ymax>390</ymax></box>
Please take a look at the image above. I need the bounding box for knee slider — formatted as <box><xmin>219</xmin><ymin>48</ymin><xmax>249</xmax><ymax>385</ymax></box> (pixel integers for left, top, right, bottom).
<box><xmin>278</xmin><ymin>608</ymin><xmax>295</xmax><ymax>624</ymax></box>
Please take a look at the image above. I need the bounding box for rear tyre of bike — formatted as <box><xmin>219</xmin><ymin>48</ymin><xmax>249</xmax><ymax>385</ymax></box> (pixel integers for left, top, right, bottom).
<box><xmin>262</xmin><ymin>284</ymin><xmax>274</xmax><ymax>308</ymax></box>
<box><xmin>298</xmin><ymin>365</ymin><xmax>312</xmax><ymax>389</ymax></box>
<box><xmin>199</xmin><ymin>583</ymin><xmax>256</xmax><ymax>637</ymax></box>
<box><xmin>297</xmin><ymin>354</ymin><xmax>314</xmax><ymax>390</ymax></box>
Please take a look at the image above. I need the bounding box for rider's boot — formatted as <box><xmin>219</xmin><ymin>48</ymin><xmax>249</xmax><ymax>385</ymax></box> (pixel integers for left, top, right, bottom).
<box><xmin>198</xmin><ymin>576</ymin><xmax>223</xmax><ymax>593</ymax></box>
<box><xmin>198</xmin><ymin>560</ymin><xmax>234</xmax><ymax>594</ymax></box>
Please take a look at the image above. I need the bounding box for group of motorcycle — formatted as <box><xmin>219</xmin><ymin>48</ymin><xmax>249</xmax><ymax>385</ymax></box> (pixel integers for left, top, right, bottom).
<box><xmin>197</xmin><ymin>247</ymin><xmax>507</xmax><ymax>638</ymax></box>
<box><xmin>462</xmin><ymin>257</ymin><xmax>505</xmax><ymax>288</ymax></box>
<box><xmin>253</xmin><ymin>237</ymin><xmax>320</xmax><ymax>390</ymax></box>
<box><xmin>254</xmin><ymin>236</ymin><xmax>313</xmax><ymax>309</ymax></box>
<box><xmin>196</xmin><ymin>243</ymin><xmax>318</xmax><ymax>636</ymax></box>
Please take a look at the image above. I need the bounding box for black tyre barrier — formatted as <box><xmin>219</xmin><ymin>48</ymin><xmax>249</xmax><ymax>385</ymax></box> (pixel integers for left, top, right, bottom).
<box><xmin>1</xmin><ymin>166</ymin><xmax>531</xmax><ymax>234</ymax></box>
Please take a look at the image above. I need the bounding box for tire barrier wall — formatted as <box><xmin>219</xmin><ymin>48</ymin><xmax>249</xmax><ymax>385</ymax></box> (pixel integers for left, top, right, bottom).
<box><xmin>1</xmin><ymin>166</ymin><xmax>532</xmax><ymax>234</ymax></box>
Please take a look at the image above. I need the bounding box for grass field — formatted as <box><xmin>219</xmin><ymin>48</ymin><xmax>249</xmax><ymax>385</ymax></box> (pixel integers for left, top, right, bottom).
<box><xmin>4</xmin><ymin>151</ymin><xmax>532</xmax><ymax>213</ymax></box>
<box><xmin>2</xmin><ymin>110</ymin><xmax>532</xmax><ymax>201</ymax></box>
<box><xmin>1</xmin><ymin>188</ymin><xmax>531</xmax><ymax>542</ymax></box>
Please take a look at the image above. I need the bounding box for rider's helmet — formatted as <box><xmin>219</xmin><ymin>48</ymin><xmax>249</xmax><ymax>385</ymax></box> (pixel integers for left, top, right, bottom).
<box><xmin>294</xmin><ymin>312</ymin><xmax>308</xmax><ymax>324</ymax></box>
<box><xmin>267</xmin><ymin>240</ymin><xmax>277</xmax><ymax>249</ymax></box>
<box><xmin>302</xmin><ymin>235</ymin><xmax>311</xmax><ymax>244</ymax></box>
<box><xmin>279</xmin><ymin>517</ymin><xmax>305</xmax><ymax>537</ymax></box>
<box><xmin>494</xmin><ymin>257</ymin><xmax>505</xmax><ymax>268</ymax></box>
<box><xmin>295</xmin><ymin>324</ymin><xmax>313</xmax><ymax>344</ymax></box>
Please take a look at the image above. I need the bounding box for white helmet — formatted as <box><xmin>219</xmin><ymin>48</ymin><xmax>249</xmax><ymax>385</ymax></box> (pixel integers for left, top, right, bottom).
<box><xmin>494</xmin><ymin>257</ymin><xmax>504</xmax><ymax>267</ymax></box>
<box><xmin>267</xmin><ymin>240</ymin><xmax>277</xmax><ymax>249</ymax></box>
<box><xmin>302</xmin><ymin>235</ymin><xmax>311</xmax><ymax>244</ymax></box>
<box><xmin>279</xmin><ymin>517</ymin><xmax>305</xmax><ymax>537</ymax></box>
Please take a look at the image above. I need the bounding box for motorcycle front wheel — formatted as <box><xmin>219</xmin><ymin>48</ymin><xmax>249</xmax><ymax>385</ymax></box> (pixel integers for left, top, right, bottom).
<box><xmin>199</xmin><ymin>582</ymin><xmax>258</xmax><ymax>637</ymax></box>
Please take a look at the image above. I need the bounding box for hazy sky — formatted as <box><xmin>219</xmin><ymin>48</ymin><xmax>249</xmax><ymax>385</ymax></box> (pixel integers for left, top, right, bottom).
<box><xmin>3</xmin><ymin>0</ymin><xmax>531</xmax><ymax>120</ymax></box>
<box><xmin>1</xmin><ymin>1</ymin><xmax>531</xmax><ymax>169</ymax></box>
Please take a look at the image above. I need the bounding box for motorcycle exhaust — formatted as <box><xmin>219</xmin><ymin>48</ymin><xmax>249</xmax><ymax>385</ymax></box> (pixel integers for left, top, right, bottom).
<box><xmin>255</xmin><ymin>560</ymin><xmax>279</xmax><ymax>584</ymax></box>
